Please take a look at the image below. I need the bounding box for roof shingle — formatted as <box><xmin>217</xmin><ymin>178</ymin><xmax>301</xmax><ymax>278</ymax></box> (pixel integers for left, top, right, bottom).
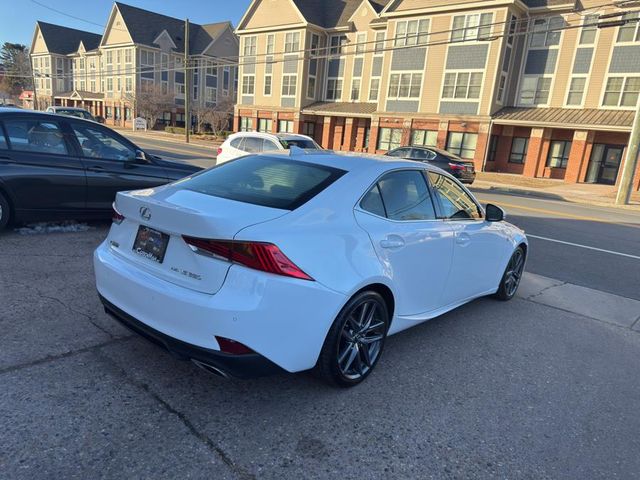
<box><xmin>493</xmin><ymin>107</ymin><xmax>634</xmax><ymax>130</ymax></box>
<box><xmin>292</xmin><ymin>0</ymin><xmax>393</xmax><ymax>28</ymax></box>
<box><xmin>37</xmin><ymin>22</ymin><xmax>102</xmax><ymax>55</ymax></box>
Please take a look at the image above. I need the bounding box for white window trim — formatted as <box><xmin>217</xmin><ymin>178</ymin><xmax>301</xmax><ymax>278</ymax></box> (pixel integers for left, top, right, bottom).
<box><xmin>264</xmin><ymin>75</ymin><xmax>272</xmax><ymax>97</ymax></box>
<box><xmin>374</xmin><ymin>31</ymin><xmax>386</xmax><ymax>56</ymax></box>
<box><xmin>243</xmin><ymin>36</ymin><xmax>257</xmax><ymax>56</ymax></box>
<box><xmin>496</xmin><ymin>72</ymin><xmax>508</xmax><ymax>105</ymax></box>
<box><xmin>394</xmin><ymin>18</ymin><xmax>430</xmax><ymax>47</ymax></box>
<box><xmin>281</xmin><ymin>74</ymin><xmax>297</xmax><ymax>97</ymax></box>
<box><xmin>440</xmin><ymin>69</ymin><xmax>485</xmax><ymax>102</ymax></box>
<box><xmin>329</xmin><ymin>34</ymin><xmax>347</xmax><ymax>57</ymax></box>
<box><xmin>325</xmin><ymin>78</ymin><xmax>343</xmax><ymax>101</ymax></box>
<box><xmin>387</xmin><ymin>70</ymin><xmax>424</xmax><ymax>101</ymax></box>
<box><xmin>599</xmin><ymin>74</ymin><xmax>640</xmax><ymax>110</ymax></box>
<box><xmin>517</xmin><ymin>75</ymin><xmax>553</xmax><ymax>107</ymax></box>
<box><xmin>578</xmin><ymin>14</ymin><xmax>600</xmax><ymax>46</ymax></box>
<box><xmin>614</xmin><ymin>11</ymin><xmax>640</xmax><ymax>45</ymax></box>
<box><xmin>528</xmin><ymin>16</ymin><xmax>564</xmax><ymax>50</ymax></box>
<box><xmin>355</xmin><ymin>32</ymin><xmax>367</xmax><ymax>56</ymax></box>
<box><xmin>450</xmin><ymin>13</ymin><xmax>494</xmax><ymax>44</ymax></box>
<box><xmin>241</xmin><ymin>74</ymin><xmax>255</xmax><ymax>96</ymax></box>
<box><xmin>350</xmin><ymin>78</ymin><xmax>361</xmax><ymax>102</ymax></box>
<box><xmin>369</xmin><ymin>77</ymin><xmax>381</xmax><ymax>102</ymax></box>
<box><xmin>285</xmin><ymin>32</ymin><xmax>301</xmax><ymax>54</ymax></box>
<box><xmin>306</xmin><ymin>75</ymin><xmax>316</xmax><ymax>100</ymax></box>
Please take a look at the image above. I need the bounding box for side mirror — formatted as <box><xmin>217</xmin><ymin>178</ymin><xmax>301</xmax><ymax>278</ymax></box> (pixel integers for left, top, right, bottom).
<box><xmin>96</xmin><ymin>116</ymin><xmax>105</xmax><ymax>124</ymax></box>
<box><xmin>485</xmin><ymin>203</ymin><xmax>506</xmax><ymax>222</ymax></box>
<box><xmin>135</xmin><ymin>150</ymin><xmax>150</xmax><ymax>163</ymax></box>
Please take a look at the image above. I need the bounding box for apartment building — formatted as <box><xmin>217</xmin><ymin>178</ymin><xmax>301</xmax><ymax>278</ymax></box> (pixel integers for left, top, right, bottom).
<box><xmin>30</xmin><ymin>2</ymin><xmax>239</xmax><ymax>129</ymax></box>
<box><xmin>234</xmin><ymin>0</ymin><xmax>640</xmax><ymax>190</ymax></box>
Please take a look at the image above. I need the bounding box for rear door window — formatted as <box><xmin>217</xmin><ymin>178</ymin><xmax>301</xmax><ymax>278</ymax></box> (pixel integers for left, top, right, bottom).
<box><xmin>179</xmin><ymin>156</ymin><xmax>346</xmax><ymax>210</ymax></box>
<box><xmin>0</xmin><ymin>124</ymin><xmax>7</xmax><ymax>150</ymax></box>
<box><xmin>230</xmin><ymin>137</ymin><xmax>243</xmax><ymax>149</ymax></box>
<box><xmin>4</xmin><ymin>119</ymin><xmax>69</xmax><ymax>155</ymax></box>
<box><xmin>263</xmin><ymin>139</ymin><xmax>280</xmax><ymax>151</ymax></box>
<box><xmin>243</xmin><ymin>137</ymin><xmax>264</xmax><ymax>153</ymax></box>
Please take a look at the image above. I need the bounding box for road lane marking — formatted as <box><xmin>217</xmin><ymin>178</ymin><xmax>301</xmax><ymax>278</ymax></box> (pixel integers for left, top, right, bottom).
<box><xmin>476</xmin><ymin>199</ymin><xmax>640</xmax><ymax>229</ymax></box>
<box><xmin>527</xmin><ymin>234</ymin><xmax>640</xmax><ymax>260</ymax></box>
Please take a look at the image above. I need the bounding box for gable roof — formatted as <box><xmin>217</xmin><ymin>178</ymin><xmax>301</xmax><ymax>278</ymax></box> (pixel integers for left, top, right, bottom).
<box><xmin>114</xmin><ymin>2</ymin><xmax>234</xmax><ymax>54</ymax></box>
<box><xmin>36</xmin><ymin>21</ymin><xmax>102</xmax><ymax>55</ymax></box>
<box><xmin>291</xmin><ymin>0</ymin><xmax>392</xmax><ymax>28</ymax></box>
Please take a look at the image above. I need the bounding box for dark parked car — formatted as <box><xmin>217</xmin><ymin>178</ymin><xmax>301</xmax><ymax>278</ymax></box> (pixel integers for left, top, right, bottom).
<box><xmin>0</xmin><ymin>109</ymin><xmax>201</xmax><ymax>231</ymax></box>
<box><xmin>385</xmin><ymin>146</ymin><xmax>476</xmax><ymax>184</ymax></box>
<box><xmin>46</xmin><ymin>106</ymin><xmax>104</xmax><ymax>123</ymax></box>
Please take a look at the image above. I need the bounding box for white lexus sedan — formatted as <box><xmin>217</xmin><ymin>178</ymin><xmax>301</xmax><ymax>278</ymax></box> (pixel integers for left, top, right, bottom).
<box><xmin>94</xmin><ymin>151</ymin><xmax>527</xmax><ymax>387</ymax></box>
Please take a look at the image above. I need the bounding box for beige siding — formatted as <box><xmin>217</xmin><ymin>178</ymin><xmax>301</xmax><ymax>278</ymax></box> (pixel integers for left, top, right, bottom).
<box><xmin>549</xmin><ymin>20</ymin><xmax>578</xmax><ymax>107</ymax></box>
<box><xmin>584</xmin><ymin>22</ymin><xmax>615</xmax><ymax>108</ymax></box>
<box><xmin>421</xmin><ymin>14</ymin><xmax>450</xmax><ymax>114</ymax></box>
<box><xmin>102</xmin><ymin>9</ymin><xmax>133</xmax><ymax>46</ymax></box>
<box><xmin>244</xmin><ymin>0</ymin><xmax>303</xmax><ymax>30</ymax></box>
<box><xmin>32</xmin><ymin>28</ymin><xmax>49</xmax><ymax>54</ymax></box>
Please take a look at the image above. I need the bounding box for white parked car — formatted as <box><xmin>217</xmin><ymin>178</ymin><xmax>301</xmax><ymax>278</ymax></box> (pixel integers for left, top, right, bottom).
<box><xmin>216</xmin><ymin>132</ymin><xmax>320</xmax><ymax>164</ymax></box>
<box><xmin>94</xmin><ymin>151</ymin><xmax>527</xmax><ymax>386</ymax></box>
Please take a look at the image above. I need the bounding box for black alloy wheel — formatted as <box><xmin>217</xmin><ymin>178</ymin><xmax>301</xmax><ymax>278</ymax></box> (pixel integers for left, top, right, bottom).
<box><xmin>495</xmin><ymin>246</ymin><xmax>526</xmax><ymax>301</ymax></box>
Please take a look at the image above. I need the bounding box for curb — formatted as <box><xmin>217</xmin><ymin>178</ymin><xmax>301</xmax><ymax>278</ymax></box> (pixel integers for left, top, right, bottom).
<box><xmin>115</xmin><ymin>128</ymin><xmax>219</xmax><ymax>149</ymax></box>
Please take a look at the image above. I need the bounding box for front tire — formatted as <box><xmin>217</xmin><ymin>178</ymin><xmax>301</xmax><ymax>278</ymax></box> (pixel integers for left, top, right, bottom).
<box><xmin>0</xmin><ymin>192</ymin><xmax>10</xmax><ymax>232</ymax></box>
<box><xmin>494</xmin><ymin>246</ymin><xmax>526</xmax><ymax>301</ymax></box>
<box><xmin>316</xmin><ymin>291</ymin><xmax>390</xmax><ymax>387</ymax></box>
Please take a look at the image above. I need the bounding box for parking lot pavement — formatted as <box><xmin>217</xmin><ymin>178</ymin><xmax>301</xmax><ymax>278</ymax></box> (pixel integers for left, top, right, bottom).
<box><xmin>1</xmin><ymin>225</ymin><xmax>640</xmax><ymax>479</ymax></box>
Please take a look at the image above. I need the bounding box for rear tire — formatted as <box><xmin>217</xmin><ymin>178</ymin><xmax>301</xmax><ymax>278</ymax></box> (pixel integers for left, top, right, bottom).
<box><xmin>494</xmin><ymin>246</ymin><xmax>526</xmax><ymax>301</ymax></box>
<box><xmin>0</xmin><ymin>192</ymin><xmax>10</xmax><ymax>232</ymax></box>
<box><xmin>315</xmin><ymin>291</ymin><xmax>389</xmax><ymax>388</ymax></box>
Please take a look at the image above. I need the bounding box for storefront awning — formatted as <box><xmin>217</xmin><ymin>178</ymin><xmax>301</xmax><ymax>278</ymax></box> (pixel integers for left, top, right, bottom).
<box><xmin>493</xmin><ymin>107</ymin><xmax>634</xmax><ymax>132</ymax></box>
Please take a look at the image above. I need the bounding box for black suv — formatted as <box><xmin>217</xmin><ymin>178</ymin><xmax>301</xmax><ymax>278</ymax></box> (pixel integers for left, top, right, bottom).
<box><xmin>0</xmin><ymin>109</ymin><xmax>201</xmax><ymax>231</ymax></box>
<box><xmin>386</xmin><ymin>146</ymin><xmax>476</xmax><ymax>184</ymax></box>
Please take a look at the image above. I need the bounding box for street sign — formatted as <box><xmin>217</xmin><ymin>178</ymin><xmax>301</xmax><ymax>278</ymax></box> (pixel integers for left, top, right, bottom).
<box><xmin>133</xmin><ymin>117</ymin><xmax>147</xmax><ymax>131</ymax></box>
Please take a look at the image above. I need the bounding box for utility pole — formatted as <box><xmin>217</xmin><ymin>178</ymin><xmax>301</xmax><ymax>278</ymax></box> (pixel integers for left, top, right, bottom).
<box><xmin>184</xmin><ymin>18</ymin><xmax>190</xmax><ymax>144</ymax></box>
<box><xmin>615</xmin><ymin>100</ymin><xmax>640</xmax><ymax>205</ymax></box>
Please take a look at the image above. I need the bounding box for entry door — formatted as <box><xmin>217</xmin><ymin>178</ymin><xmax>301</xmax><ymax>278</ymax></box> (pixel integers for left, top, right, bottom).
<box><xmin>598</xmin><ymin>146</ymin><xmax>623</xmax><ymax>185</ymax></box>
<box><xmin>586</xmin><ymin>145</ymin><xmax>624</xmax><ymax>185</ymax></box>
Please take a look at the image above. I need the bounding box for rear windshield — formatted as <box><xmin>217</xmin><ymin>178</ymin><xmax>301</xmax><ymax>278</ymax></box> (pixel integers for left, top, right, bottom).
<box><xmin>58</xmin><ymin>110</ymin><xmax>92</xmax><ymax>120</ymax></box>
<box><xmin>279</xmin><ymin>138</ymin><xmax>319</xmax><ymax>149</ymax></box>
<box><xmin>179</xmin><ymin>156</ymin><xmax>345</xmax><ymax>210</ymax></box>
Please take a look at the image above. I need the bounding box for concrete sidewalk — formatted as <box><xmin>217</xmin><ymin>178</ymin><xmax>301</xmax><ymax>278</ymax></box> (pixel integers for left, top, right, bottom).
<box><xmin>474</xmin><ymin>172</ymin><xmax>640</xmax><ymax>210</ymax></box>
<box><xmin>113</xmin><ymin>126</ymin><xmax>223</xmax><ymax>148</ymax></box>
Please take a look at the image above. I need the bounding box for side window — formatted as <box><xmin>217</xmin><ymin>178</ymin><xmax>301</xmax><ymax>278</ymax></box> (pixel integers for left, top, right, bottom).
<box><xmin>243</xmin><ymin>137</ymin><xmax>264</xmax><ymax>153</ymax></box>
<box><xmin>360</xmin><ymin>184</ymin><xmax>386</xmax><ymax>217</ymax></box>
<box><xmin>428</xmin><ymin>172</ymin><xmax>481</xmax><ymax>220</ymax></box>
<box><xmin>387</xmin><ymin>147</ymin><xmax>410</xmax><ymax>158</ymax></box>
<box><xmin>4</xmin><ymin>120</ymin><xmax>69</xmax><ymax>155</ymax></box>
<box><xmin>73</xmin><ymin>125</ymin><xmax>135</xmax><ymax>161</ymax></box>
<box><xmin>377</xmin><ymin>170</ymin><xmax>436</xmax><ymax>221</ymax></box>
<box><xmin>410</xmin><ymin>148</ymin><xmax>430</xmax><ymax>160</ymax></box>
<box><xmin>230</xmin><ymin>137</ymin><xmax>243</xmax><ymax>149</ymax></box>
<box><xmin>262</xmin><ymin>139</ymin><xmax>280</xmax><ymax>151</ymax></box>
<box><xmin>0</xmin><ymin>124</ymin><xmax>7</xmax><ymax>150</ymax></box>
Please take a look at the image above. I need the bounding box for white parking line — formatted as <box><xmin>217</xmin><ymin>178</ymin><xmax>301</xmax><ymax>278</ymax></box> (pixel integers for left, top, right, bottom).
<box><xmin>527</xmin><ymin>234</ymin><xmax>640</xmax><ymax>260</ymax></box>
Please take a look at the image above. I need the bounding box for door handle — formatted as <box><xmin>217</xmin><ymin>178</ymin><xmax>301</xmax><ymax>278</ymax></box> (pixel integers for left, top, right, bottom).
<box><xmin>456</xmin><ymin>232</ymin><xmax>471</xmax><ymax>246</ymax></box>
<box><xmin>380</xmin><ymin>236</ymin><xmax>405</xmax><ymax>249</ymax></box>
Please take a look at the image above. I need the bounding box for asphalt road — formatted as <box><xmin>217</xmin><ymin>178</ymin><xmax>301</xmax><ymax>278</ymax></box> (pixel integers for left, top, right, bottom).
<box><xmin>2</xmin><ymin>139</ymin><xmax>640</xmax><ymax>479</ymax></box>
<box><xmin>472</xmin><ymin>189</ymin><xmax>640</xmax><ymax>300</ymax></box>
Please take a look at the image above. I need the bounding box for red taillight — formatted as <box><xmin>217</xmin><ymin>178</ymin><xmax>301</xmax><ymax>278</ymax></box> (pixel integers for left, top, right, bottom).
<box><xmin>111</xmin><ymin>203</ymin><xmax>125</xmax><ymax>224</ymax></box>
<box><xmin>215</xmin><ymin>336</ymin><xmax>254</xmax><ymax>355</ymax></box>
<box><xmin>217</xmin><ymin>147</ymin><xmax>222</xmax><ymax>156</ymax></box>
<box><xmin>182</xmin><ymin>236</ymin><xmax>313</xmax><ymax>281</ymax></box>
<box><xmin>448</xmin><ymin>163</ymin><xmax>465</xmax><ymax>171</ymax></box>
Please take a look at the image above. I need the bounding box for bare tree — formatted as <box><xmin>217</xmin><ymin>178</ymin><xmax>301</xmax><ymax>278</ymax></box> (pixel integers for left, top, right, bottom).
<box><xmin>123</xmin><ymin>84</ymin><xmax>173</xmax><ymax>129</ymax></box>
<box><xmin>0</xmin><ymin>43</ymin><xmax>32</xmax><ymax>98</ymax></box>
<box><xmin>208</xmin><ymin>98</ymin><xmax>234</xmax><ymax>137</ymax></box>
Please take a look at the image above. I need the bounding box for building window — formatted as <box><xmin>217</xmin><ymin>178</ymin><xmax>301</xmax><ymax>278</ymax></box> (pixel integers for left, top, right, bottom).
<box><xmin>487</xmin><ymin>134</ymin><xmax>499</xmax><ymax>162</ymax></box>
<box><xmin>509</xmin><ymin>137</ymin><xmax>529</xmax><ymax>164</ymax></box>
<box><xmin>579</xmin><ymin>14</ymin><xmax>599</xmax><ymax>45</ymax></box>
<box><xmin>239</xmin><ymin>117</ymin><xmax>252</xmax><ymax>132</ymax></box>
<box><xmin>278</xmin><ymin>120</ymin><xmax>294</xmax><ymax>133</ymax></box>
<box><xmin>446</xmin><ymin>132</ymin><xmax>478</xmax><ymax>159</ymax></box>
<box><xmin>175</xmin><ymin>82</ymin><xmax>185</xmax><ymax>97</ymax></box>
<box><xmin>106</xmin><ymin>51</ymin><xmax>113</xmax><ymax>64</ymax></box>
<box><xmin>497</xmin><ymin>73</ymin><xmax>507</xmax><ymax>103</ymax></box>
<box><xmin>374</xmin><ymin>32</ymin><xmax>385</xmax><ymax>54</ymax></box>
<box><xmin>266</xmin><ymin>34</ymin><xmax>275</xmax><ymax>55</ymax></box>
<box><xmin>329</xmin><ymin>35</ymin><xmax>347</xmax><ymax>55</ymax></box>
<box><xmin>388</xmin><ymin>73</ymin><xmax>422</xmax><ymax>99</ymax></box>
<box><xmin>566</xmin><ymin>77</ymin><xmax>586</xmax><ymax>105</ymax></box>
<box><xmin>306</xmin><ymin>76</ymin><xmax>315</xmax><ymax>99</ymax></box>
<box><xmin>223</xmin><ymin>66</ymin><xmax>230</xmax><ymax>94</ymax></box>
<box><xmin>258</xmin><ymin>118</ymin><xmax>272</xmax><ymax>132</ymax></box>
<box><xmin>351</xmin><ymin>79</ymin><xmax>361</xmax><ymax>101</ymax></box>
<box><xmin>303</xmin><ymin>122</ymin><xmax>315</xmax><ymax>137</ymax></box>
<box><xmin>105</xmin><ymin>106</ymin><xmax>113</xmax><ymax>118</ymax></box>
<box><xmin>125</xmin><ymin>49</ymin><xmax>132</xmax><ymax>64</ymax></box>
<box><xmin>411</xmin><ymin>129</ymin><xmax>438</xmax><ymax>147</ymax></box>
<box><xmin>617</xmin><ymin>12</ymin><xmax>640</xmax><ymax>43</ymax></box>
<box><xmin>282</xmin><ymin>75</ymin><xmax>297</xmax><ymax>96</ymax></box>
<box><xmin>285</xmin><ymin>32</ymin><xmax>300</xmax><ymax>53</ymax></box>
<box><xmin>603</xmin><ymin>76</ymin><xmax>640</xmax><ymax>107</ymax></box>
<box><xmin>264</xmin><ymin>76</ymin><xmax>272</xmax><ymax>96</ymax></box>
<box><xmin>106</xmin><ymin>78</ymin><xmax>113</xmax><ymax>92</ymax></box>
<box><xmin>519</xmin><ymin>76</ymin><xmax>552</xmax><ymax>105</ymax></box>
<box><xmin>243</xmin><ymin>36</ymin><xmax>257</xmax><ymax>56</ymax></box>
<box><xmin>377</xmin><ymin>127</ymin><xmax>402</xmax><ymax>151</ymax></box>
<box><xmin>242</xmin><ymin>75</ymin><xmax>255</xmax><ymax>95</ymax></box>
<box><xmin>205</xmin><ymin>87</ymin><xmax>216</xmax><ymax>102</ymax></box>
<box><xmin>369</xmin><ymin>78</ymin><xmax>380</xmax><ymax>101</ymax></box>
<box><xmin>530</xmin><ymin>16</ymin><xmax>564</xmax><ymax>47</ymax></box>
<box><xmin>442</xmin><ymin>72</ymin><xmax>482</xmax><ymax>100</ymax></box>
<box><xmin>355</xmin><ymin>33</ymin><xmax>367</xmax><ymax>54</ymax></box>
<box><xmin>394</xmin><ymin>19</ymin><xmax>429</xmax><ymax>47</ymax></box>
<box><xmin>547</xmin><ymin>140</ymin><xmax>571</xmax><ymax>168</ymax></box>
<box><xmin>451</xmin><ymin>13</ymin><xmax>493</xmax><ymax>42</ymax></box>
<box><xmin>326</xmin><ymin>78</ymin><xmax>343</xmax><ymax>100</ymax></box>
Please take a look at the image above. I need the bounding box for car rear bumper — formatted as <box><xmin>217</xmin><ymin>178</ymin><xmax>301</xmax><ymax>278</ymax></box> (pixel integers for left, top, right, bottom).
<box><xmin>94</xmin><ymin>241</ymin><xmax>347</xmax><ymax>374</ymax></box>
<box><xmin>100</xmin><ymin>295</ymin><xmax>284</xmax><ymax>378</ymax></box>
<box><xmin>452</xmin><ymin>171</ymin><xmax>476</xmax><ymax>184</ymax></box>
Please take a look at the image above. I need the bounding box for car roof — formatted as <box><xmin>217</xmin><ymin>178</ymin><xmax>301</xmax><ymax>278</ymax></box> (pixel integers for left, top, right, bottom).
<box><xmin>229</xmin><ymin>131</ymin><xmax>313</xmax><ymax>141</ymax></box>
<box><xmin>49</xmin><ymin>107</ymin><xmax>89</xmax><ymax>112</ymax></box>
<box><xmin>407</xmin><ymin>145</ymin><xmax>464</xmax><ymax>160</ymax></box>
<box><xmin>260</xmin><ymin>149</ymin><xmax>445</xmax><ymax>176</ymax></box>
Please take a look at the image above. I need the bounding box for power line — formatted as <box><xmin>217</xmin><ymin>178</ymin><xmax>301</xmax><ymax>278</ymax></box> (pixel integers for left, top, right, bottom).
<box><xmin>10</xmin><ymin>2</ymin><xmax>636</xmax><ymax>82</ymax></box>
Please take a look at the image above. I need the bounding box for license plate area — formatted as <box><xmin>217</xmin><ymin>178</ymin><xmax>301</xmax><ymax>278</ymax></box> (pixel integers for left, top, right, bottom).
<box><xmin>132</xmin><ymin>226</ymin><xmax>169</xmax><ymax>263</ymax></box>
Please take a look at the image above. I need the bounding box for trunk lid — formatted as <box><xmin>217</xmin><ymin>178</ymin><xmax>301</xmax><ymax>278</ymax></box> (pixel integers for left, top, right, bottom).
<box><xmin>109</xmin><ymin>187</ymin><xmax>287</xmax><ymax>294</ymax></box>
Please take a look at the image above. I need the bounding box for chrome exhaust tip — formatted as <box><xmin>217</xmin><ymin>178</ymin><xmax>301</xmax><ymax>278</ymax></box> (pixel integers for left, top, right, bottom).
<box><xmin>191</xmin><ymin>359</ymin><xmax>230</xmax><ymax>379</ymax></box>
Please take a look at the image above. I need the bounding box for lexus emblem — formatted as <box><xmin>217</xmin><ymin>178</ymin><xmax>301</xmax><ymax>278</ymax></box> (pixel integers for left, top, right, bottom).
<box><xmin>139</xmin><ymin>207</ymin><xmax>152</xmax><ymax>221</ymax></box>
